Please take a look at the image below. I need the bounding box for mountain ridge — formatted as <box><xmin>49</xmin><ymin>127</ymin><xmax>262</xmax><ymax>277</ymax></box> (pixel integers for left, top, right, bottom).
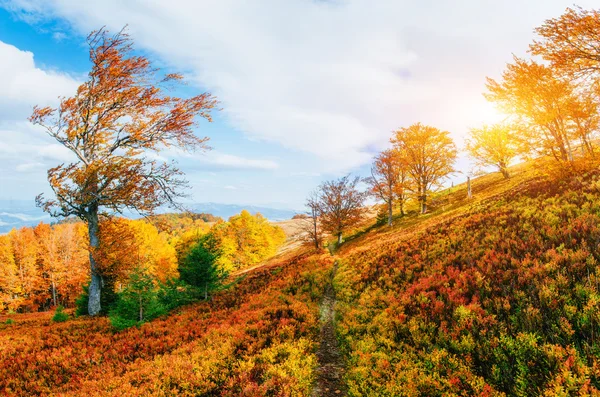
<box><xmin>0</xmin><ymin>200</ymin><xmax>300</xmax><ymax>233</ymax></box>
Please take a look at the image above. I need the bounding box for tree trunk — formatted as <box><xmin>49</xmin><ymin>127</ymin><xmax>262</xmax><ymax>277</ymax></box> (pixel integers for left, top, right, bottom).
<box><xmin>421</xmin><ymin>185</ymin><xmax>427</xmax><ymax>214</ymax></box>
<box><xmin>139</xmin><ymin>295</ymin><xmax>143</xmax><ymax>322</ymax></box>
<box><xmin>337</xmin><ymin>233</ymin><xmax>343</xmax><ymax>245</ymax></box>
<box><xmin>467</xmin><ymin>176</ymin><xmax>472</xmax><ymax>199</ymax></box>
<box><xmin>565</xmin><ymin>136</ymin><xmax>574</xmax><ymax>163</ymax></box>
<box><xmin>204</xmin><ymin>282</ymin><xmax>208</xmax><ymax>300</ymax></box>
<box><xmin>51</xmin><ymin>277</ymin><xmax>57</xmax><ymax>307</ymax></box>
<box><xmin>87</xmin><ymin>206</ymin><xmax>102</xmax><ymax>316</ymax></box>
<box><xmin>387</xmin><ymin>200</ymin><xmax>393</xmax><ymax>226</ymax></box>
<box><xmin>312</xmin><ymin>208</ymin><xmax>319</xmax><ymax>250</ymax></box>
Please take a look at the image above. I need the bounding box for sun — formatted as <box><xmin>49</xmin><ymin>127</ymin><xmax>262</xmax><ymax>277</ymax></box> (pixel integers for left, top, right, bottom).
<box><xmin>473</xmin><ymin>100</ymin><xmax>509</xmax><ymax>125</ymax></box>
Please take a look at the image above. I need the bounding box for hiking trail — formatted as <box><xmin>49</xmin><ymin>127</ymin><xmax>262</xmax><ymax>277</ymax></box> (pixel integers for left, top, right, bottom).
<box><xmin>312</xmin><ymin>260</ymin><xmax>346</xmax><ymax>397</ymax></box>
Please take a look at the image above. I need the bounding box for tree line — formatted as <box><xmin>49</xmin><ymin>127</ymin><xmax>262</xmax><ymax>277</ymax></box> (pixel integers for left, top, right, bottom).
<box><xmin>0</xmin><ymin>211</ymin><xmax>285</xmax><ymax>329</ymax></box>
<box><xmin>302</xmin><ymin>6</ymin><xmax>600</xmax><ymax>245</ymax></box>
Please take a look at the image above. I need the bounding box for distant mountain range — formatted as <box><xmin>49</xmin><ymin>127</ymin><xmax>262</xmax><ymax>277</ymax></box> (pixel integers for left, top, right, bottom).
<box><xmin>0</xmin><ymin>200</ymin><xmax>51</xmax><ymax>234</ymax></box>
<box><xmin>186</xmin><ymin>203</ymin><xmax>299</xmax><ymax>222</ymax></box>
<box><xmin>0</xmin><ymin>200</ymin><xmax>300</xmax><ymax>233</ymax></box>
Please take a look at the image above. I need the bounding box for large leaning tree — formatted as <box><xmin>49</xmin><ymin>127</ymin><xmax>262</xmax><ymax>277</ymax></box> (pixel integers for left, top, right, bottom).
<box><xmin>30</xmin><ymin>28</ymin><xmax>217</xmax><ymax>316</ymax></box>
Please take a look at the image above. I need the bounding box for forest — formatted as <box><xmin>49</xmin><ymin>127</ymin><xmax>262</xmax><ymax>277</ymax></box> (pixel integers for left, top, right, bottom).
<box><xmin>1</xmin><ymin>4</ymin><xmax>600</xmax><ymax>397</ymax></box>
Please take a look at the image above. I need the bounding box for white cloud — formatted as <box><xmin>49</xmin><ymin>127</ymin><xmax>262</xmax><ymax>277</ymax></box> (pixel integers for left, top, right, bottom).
<box><xmin>3</xmin><ymin>0</ymin><xmax>599</xmax><ymax>175</ymax></box>
<box><xmin>0</xmin><ymin>122</ymin><xmax>76</xmax><ymax>166</ymax></box>
<box><xmin>0</xmin><ymin>40</ymin><xmax>79</xmax><ymax>190</ymax></box>
<box><xmin>194</xmin><ymin>151</ymin><xmax>279</xmax><ymax>171</ymax></box>
<box><xmin>0</xmin><ymin>212</ymin><xmax>49</xmax><ymax>222</ymax></box>
<box><xmin>15</xmin><ymin>162</ymin><xmax>45</xmax><ymax>172</ymax></box>
<box><xmin>0</xmin><ymin>40</ymin><xmax>79</xmax><ymax>120</ymax></box>
<box><xmin>291</xmin><ymin>171</ymin><xmax>321</xmax><ymax>177</ymax></box>
<box><xmin>223</xmin><ymin>185</ymin><xmax>237</xmax><ymax>190</ymax></box>
<box><xmin>52</xmin><ymin>31</ymin><xmax>67</xmax><ymax>41</ymax></box>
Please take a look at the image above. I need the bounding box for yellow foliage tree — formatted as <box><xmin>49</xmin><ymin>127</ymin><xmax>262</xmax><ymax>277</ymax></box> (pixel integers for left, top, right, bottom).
<box><xmin>170</xmin><ymin>223</ymin><xmax>212</xmax><ymax>264</ymax></box>
<box><xmin>209</xmin><ymin>211</ymin><xmax>286</xmax><ymax>272</ymax></box>
<box><xmin>485</xmin><ymin>58</ymin><xmax>598</xmax><ymax>165</ymax></box>
<box><xmin>96</xmin><ymin>218</ymin><xmax>178</xmax><ymax>288</ymax></box>
<box><xmin>465</xmin><ymin>123</ymin><xmax>520</xmax><ymax>179</ymax></box>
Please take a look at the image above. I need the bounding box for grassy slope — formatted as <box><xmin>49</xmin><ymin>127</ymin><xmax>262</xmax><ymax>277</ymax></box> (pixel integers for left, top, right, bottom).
<box><xmin>334</xmin><ymin>162</ymin><xmax>600</xmax><ymax>396</ymax></box>
<box><xmin>0</xmin><ymin>249</ymin><xmax>334</xmax><ymax>396</ymax></box>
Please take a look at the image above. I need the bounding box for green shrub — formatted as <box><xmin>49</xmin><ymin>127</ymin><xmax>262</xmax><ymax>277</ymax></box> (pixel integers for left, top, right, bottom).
<box><xmin>157</xmin><ymin>278</ymin><xmax>198</xmax><ymax>311</ymax></box>
<box><xmin>179</xmin><ymin>237</ymin><xmax>227</xmax><ymax>299</ymax></box>
<box><xmin>109</xmin><ymin>268</ymin><xmax>166</xmax><ymax>330</ymax></box>
<box><xmin>4</xmin><ymin>318</ymin><xmax>14</xmax><ymax>325</ymax></box>
<box><xmin>52</xmin><ymin>306</ymin><xmax>69</xmax><ymax>323</ymax></box>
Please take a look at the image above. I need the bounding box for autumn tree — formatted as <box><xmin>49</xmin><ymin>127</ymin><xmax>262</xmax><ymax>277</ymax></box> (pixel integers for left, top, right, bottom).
<box><xmin>300</xmin><ymin>190</ymin><xmax>323</xmax><ymax>250</ymax></box>
<box><xmin>569</xmin><ymin>91</ymin><xmax>600</xmax><ymax>158</ymax></box>
<box><xmin>34</xmin><ymin>223</ymin><xmax>62</xmax><ymax>308</ymax></box>
<box><xmin>95</xmin><ymin>218</ymin><xmax>178</xmax><ymax>288</ymax></box>
<box><xmin>9</xmin><ymin>227</ymin><xmax>42</xmax><ymax>311</ymax></box>
<box><xmin>30</xmin><ymin>28</ymin><xmax>217</xmax><ymax>316</ymax></box>
<box><xmin>465</xmin><ymin>123</ymin><xmax>519</xmax><ymax>179</ymax></box>
<box><xmin>317</xmin><ymin>175</ymin><xmax>366</xmax><ymax>245</ymax></box>
<box><xmin>210</xmin><ymin>211</ymin><xmax>286</xmax><ymax>272</ymax></box>
<box><xmin>391</xmin><ymin>123</ymin><xmax>457</xmax><ymax>214</ymax></box>
<box><xmin>528</xmin><ymin>7</ymin><xmax>600</xmax><ymax>161</ymax></box>
<box><xmin>0</xmin><ymin>235</ymin><xmax>17</xmax><ymax>312</ymax></box>
<box><xmin>485</xmin><ymin>58</ymin><xmax>599</xmax><ymax>164</ymax></box>
<box><xmin>364</xmin><ymin>149</ymin><xmax>407</xmax><ymax>226</ymax></box>
<box><xmin>53</xmin><ymin>223</ymin><xmax>89</xmax><ymax>307</ymax></box>
<box><xmin>530</xmin><ymin>7</ymin><xmax>600</xmax><ymax>81</ymax></box>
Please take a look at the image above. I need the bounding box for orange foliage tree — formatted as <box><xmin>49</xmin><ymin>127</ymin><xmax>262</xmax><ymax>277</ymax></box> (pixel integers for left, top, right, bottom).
<box><xmin>485</xmin><ymin>58</ymin><xmax>598</xmax><ymax>165</ymax></box>
<box><xmin>0</xmin><ymin>235</ymin><xmax>17</xmax><ymax>312</ymax></box>
<box><xmin>0</xmin><ymin>223</ymin><xmax>89</xmax><ymax>312</ymax></box>
<box><xmin>8</xmin><ymin>227</ymin><xmax>41</xmax><ymax>311</ymax></box>
<box><xmin>317</xmin><ymin>175</ymin><xmax>367</xmax><ymax>245</ymax></box>
<box><xmin>391</xmin><ymin>123</ymin><xmax>456</xmax><ymax>214</ymax></box>
<box><xmin>364</xmin><ymin>149</ymin><xmax>408</xmax><ymax>226</ymax></box>
<box><xmin>34</xmin><ymin>223</ymin><xmax>89</xmax><ymax>308</ymax></box>
<box><xmin>530</xmin><ymin>7</ymin><xmax>600</xmax><ymax>81</ymax></box>
<box><xmin>29</xmin><ymin>28</ymin><xmax>217</xmax><ymax>315</ymax></box>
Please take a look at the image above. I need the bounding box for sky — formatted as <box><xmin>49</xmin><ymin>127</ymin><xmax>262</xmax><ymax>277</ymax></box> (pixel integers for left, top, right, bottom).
<box><xmin>0</xmin><ymin>0</ymin><xmax>597</xmax><ymax>211</ymax></box>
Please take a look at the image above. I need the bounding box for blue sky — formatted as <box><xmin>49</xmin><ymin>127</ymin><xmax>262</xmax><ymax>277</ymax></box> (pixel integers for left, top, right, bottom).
<box><xmin>0</xmin><ymin>0</ymin><xmax>596</xmax><ymax>211</ymax></box>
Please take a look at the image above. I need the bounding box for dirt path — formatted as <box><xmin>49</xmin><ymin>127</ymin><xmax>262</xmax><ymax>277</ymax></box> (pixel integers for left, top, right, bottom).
<box><xmin>312</xmin><ymin>261</ymin><xmax>346</xmax><ymax>397</ymax></box>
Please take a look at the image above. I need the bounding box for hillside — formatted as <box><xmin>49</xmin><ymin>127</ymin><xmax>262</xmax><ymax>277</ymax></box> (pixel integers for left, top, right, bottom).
<box><xmin>2</xmin><ymin>162</ymin><xmax>600</xmax><ymax>396</ymax></box>
<box><xmin>333</xmin><ymin>164</ymin><xmax>600</xmax><ymax>396</ymax></box>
